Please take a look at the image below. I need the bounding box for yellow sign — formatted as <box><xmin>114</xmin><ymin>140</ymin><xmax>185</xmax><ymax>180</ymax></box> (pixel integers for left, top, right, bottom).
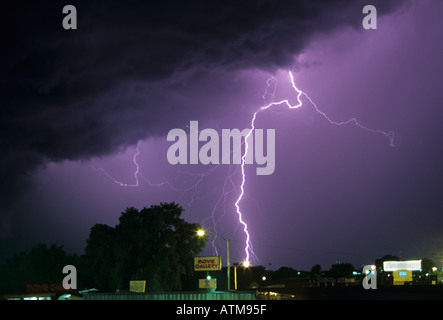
<box><xmin>194</xmin><ymin>256</ymin><xmax>222</xmax><ymax>271</ymax></box>
<box><xmin>393</xmin><ymin>270</ymin><xmax>412</xmax><ymax>285</ymax></box>
<box><xmin>129</xmin><ymin>280</ymin><xmax>146</xmax><ymax>293</ymax></box>
<box><xmin>199</xmin><ymin>278</ymin><xmax>217</xmax><ymax>289</ymax></box>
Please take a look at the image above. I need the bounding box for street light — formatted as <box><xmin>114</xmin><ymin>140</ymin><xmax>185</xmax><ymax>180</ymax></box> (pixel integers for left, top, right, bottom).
<box><xmin>197</xmin><ymin>229</ymin><xmax>205</xmax><ymax>237</ymax></box>
<box><xmin>197</xmin><ymin>229</ymin><xmax>231</xmax><ymax>291</ymax></box>
<box><xmin>233</xmin><ymin>261</ymin><xmax>251</xmax><ymax>290</ymax></box>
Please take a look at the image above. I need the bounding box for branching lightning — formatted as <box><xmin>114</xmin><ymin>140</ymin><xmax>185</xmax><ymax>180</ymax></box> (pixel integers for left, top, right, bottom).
<box><xmin>94</xmin><ymin>141</ymin><xmax>141</xmax><ymax>187</ymax></box>
<box><xmin>95</xmin><ymin>70</ymin><xmax>395</xmax><ymax>267</ymax></box>
<box><xmin>93</xmin><ymin>141</ymin><xmax>184</xmax><ymax>191</ymax></box>
<box><xmin>236</xmin><ymin>71</ymin><xmax>395</xmax><ymax>266</ymax></box>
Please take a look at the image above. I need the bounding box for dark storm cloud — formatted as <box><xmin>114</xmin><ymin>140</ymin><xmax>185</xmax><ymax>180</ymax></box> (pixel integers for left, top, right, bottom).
<box><xmin>0</xmin><ymin>0</ymin><xmax>407</xmax><ymax>228</ymax></box>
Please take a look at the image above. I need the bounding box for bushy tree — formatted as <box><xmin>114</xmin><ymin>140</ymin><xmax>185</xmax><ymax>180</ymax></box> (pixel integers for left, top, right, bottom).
<box><xmin>310</xmin><ymin>264</ymin><xmax>321</xmax><ymax>279</ymax></box>
<box><xmin>0</xmin><ymin>243</ymin><xmax>77</xmax><ymax>293</ymax></box>
<box><xmin>83</xmin><ymin>202</ymin><xmax>206</xmax><ymax>292</ymax></box>
<box><xmin>328</xmin><ymin>263</ymin><xmax>354</xmax><ymax>278</ymax></box>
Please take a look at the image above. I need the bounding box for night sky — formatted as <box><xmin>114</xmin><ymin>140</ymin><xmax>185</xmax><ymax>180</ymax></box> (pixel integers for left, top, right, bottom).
<box><xmin>1</xmin><ymin>0</ymin><xmax>443</xmax><ymax>271</ymax></box>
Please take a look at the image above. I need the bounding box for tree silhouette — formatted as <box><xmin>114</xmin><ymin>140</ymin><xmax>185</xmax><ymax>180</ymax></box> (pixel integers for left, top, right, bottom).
<box><xmin>83</xmin><ymin>202</ymin><xmax>206</xmax><ymax>292</ymax></box>
<box><xmin>272</xmin><ymin>266</ymin><xmax>299</xmax><ymax>281</ymax></box>
<box><xmin>0</xmin><ymin>243</ymin><xmax>77</xmax><ymax>293</ymax></box>
<box><xmin>310</xmin><ymin>264</ymin><xmax>321</xmax><ymax>279</ymax></box>
<box><xmin>328</xmin><ymin>263</ymin><xmax>354</xmax><ymax>278</ymax></box>
<box><xmin>420</xmin><ymin>258</ymin><xmax>436</xmax><ymax>273</ymax></box>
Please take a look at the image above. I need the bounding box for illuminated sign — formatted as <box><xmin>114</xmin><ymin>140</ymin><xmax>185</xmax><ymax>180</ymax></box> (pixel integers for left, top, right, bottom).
<box><xmin>383</xmin><ymin>260</ymin><xmax>421</xmax><ymax>271</ymax></box>
<box><xmin>129</xmin><ymin>280</ymin><xmax>146</xmax><ymax>293</ymax></box>
<box><xmin>194</xmin><ymin>256</ymin><xmax>222</xmax><ymax>271</ymax></box>
<box><xmin>393</xmin><ymin>270</ymin><xmax>412</xmax><ymax>285</ymax></box>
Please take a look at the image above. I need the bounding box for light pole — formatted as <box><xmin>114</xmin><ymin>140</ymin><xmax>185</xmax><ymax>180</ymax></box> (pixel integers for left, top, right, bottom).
<box><xmin>233</xmin><ymin>261</ymin><xmax>251</xmax><ymax>290</ymax></box>
<box><xmin>197</xmin><ymin>229</ymin><xmax>231</xmax><ymax>291</ymax></box>
<box><xmin>234</xmin><ymin>264</ymin><xmax>238</xmax><ymax>290</ymax></box>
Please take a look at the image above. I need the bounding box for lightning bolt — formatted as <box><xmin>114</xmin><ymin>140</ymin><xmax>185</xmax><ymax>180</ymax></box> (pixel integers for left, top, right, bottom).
<box><xmin>236</xmin><ymin>70</ymin><xmax>395</xmax><ymax>266</ymax></box>
<box><xmin>94</xmin><ymin>70</ymin><xmax>395</xmax><ymax>268</ymax></box>
<box><xmin>93</xmin><ymin>141</ymin><xmax>183</xmax><ymax>191</ymax></box>
<box><xmin>93</xmin><ymin>141</ymin><xmax>141</xmax><ymax>187</ymax></box>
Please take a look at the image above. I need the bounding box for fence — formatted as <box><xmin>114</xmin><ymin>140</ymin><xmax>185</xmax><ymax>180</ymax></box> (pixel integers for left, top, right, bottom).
<box><xmin>84</xmin><ymin>291</ymin><xmax>257</xmax><ymax>300</ymax></box>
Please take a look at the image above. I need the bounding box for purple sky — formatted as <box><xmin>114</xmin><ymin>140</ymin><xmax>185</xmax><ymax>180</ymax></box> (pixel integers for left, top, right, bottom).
<box><xmin>2</xmin><ymin>0</ymin><xmax>443</xmax><ymax>271</ymax></box>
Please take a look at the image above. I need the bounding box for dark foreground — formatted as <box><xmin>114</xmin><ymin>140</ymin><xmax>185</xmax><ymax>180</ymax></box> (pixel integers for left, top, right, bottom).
<box><xmin>284</xmin><ymin>285</ymin><xmax>443</xmax><ymax>300</ymax></box>
<box><xmin>3</xmin><ymin>286</ymin><xmax>440</xmax><ymax>319</ymax></box>
<box><xmin>81</xmin><ymin>285</ymin><xmax>443</xmax><ymax>300</ymax></box>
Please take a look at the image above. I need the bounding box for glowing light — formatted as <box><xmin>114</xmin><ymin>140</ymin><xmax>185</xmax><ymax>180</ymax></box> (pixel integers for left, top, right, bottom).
<box><xmin>383</xmin><ymin>260</ymin><xmax>421</xmax><ymax>271</ymax></box>
<box><xmin>235</xmin><ymin>71</ymin><xmax>395</xmax><ymax>265</ymax></box>
<box><xmin>96</xmin><ymin>70</ymin><xmax>396</xmax><ymax>267</ymax></box>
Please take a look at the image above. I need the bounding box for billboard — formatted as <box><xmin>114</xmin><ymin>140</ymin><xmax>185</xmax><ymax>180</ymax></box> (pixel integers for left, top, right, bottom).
<box><xmin>199</xmin><ymin>278</ymin><xmax>217</xmax><ymax>289</ymax></box>
<box><xmin>383</xmin><ymin>260</ymin><xmax>421</xmax><ymax>271</ymax></box>
<box><xmin>194</xmin><ymin>256</ymin><xmax>222</xmax><ymax>271</ymax></box>
<box><xmin>393</xmin><ymin>270</ymin><xmax>413</xmax><ymax>285</ymax></box>
<box><xmin>129</xmin><ymin>280</ymin><xmax>146</xmax><ymax>293</ymax></box>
